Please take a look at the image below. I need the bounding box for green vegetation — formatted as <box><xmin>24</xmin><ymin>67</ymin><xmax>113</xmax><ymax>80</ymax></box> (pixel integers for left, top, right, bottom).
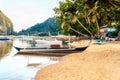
<box><xmin>0</xmin><ymin>10</ymin><xmax>13</xmax><ymax>35</ymax></box>
<box><xmin>115</xmin><ymin>24</ymin><xmax>120</xmax><ymax>33</ymax></box>
<box><xmin>54</xmin><ymin>0</ymin><xmax>120</xmax><ymax>38</ymax></box>
<box><xmin>110</xmin><ymin>23</ymin><xmax>120</xmax><ymax>37</ymax></box>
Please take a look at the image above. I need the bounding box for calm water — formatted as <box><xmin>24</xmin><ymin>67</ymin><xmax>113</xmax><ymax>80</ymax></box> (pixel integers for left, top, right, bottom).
<box><xmin>0</xmin><ymin>38</ymin><xmax>61</xmax><ymax>80</ymax></box>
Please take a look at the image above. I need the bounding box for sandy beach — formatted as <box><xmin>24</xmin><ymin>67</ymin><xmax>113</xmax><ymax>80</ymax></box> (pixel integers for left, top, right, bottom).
<box><xmin>35</xmin><ymin>41</ymin><xmax>120</xmax><ymax>80</ymax></box>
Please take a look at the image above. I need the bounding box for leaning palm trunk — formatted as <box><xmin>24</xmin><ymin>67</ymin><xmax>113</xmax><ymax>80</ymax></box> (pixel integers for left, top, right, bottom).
<box><xmin>95</xmin><ymin>17</ymin><xmax>100</xmax><ymax>35</ymax></box>
<box><xmin>70</xmin><ymin>27</ymin><xmax>89</xmax><ymax>38</ymax></box>
<box><xmin>76</xmin><ymin>17</ymin><xmax>93</xmax><ymax>38</ymax></box>
<box><xmin>107</xmin><ymin>0</ymin><xmax>120</xmax><ymax>9</ymax></box>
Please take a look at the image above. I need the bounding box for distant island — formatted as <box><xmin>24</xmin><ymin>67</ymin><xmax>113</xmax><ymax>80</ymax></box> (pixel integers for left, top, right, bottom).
<box><xmin>18</xmin><ymin>17</ymin><xmax>61</xmax><ymax>36</ymax></box>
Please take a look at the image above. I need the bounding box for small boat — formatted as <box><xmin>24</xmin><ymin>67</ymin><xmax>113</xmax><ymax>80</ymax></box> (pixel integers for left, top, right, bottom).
<box><xmin>14</xmin><ymin>46</ymin><xmax>88</xmax><ymax>53</ymax></box>
<box><xmin>14</xmin><ymin>39</ymin><xmax>92</xmax><ymax>54</ymax></box>
<box><xmin>0</xmin><ymin>37</ymin><xmax>10</xmax><ymax>40</ymax></box>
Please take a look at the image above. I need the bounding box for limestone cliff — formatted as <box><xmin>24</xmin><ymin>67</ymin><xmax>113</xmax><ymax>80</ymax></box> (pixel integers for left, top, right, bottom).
<box><xmin>0</xmin><ymin>10</ymin><xmax>13</xmax><ymax>34</ymax></box>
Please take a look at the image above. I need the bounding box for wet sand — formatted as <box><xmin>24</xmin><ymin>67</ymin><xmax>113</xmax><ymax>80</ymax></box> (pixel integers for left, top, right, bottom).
<box><xmin>35</xmin><ymin>41</ymin><xmax>120</xmax><ymax>80</ymax></box>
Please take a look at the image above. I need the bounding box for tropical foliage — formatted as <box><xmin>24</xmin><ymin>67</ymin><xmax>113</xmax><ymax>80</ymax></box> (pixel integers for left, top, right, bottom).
<box><xmin>0</xmin><ymin>10</ymin><xmax>13</xmax><ymax>34</ymax></box>
<box><xmin>54</xmin><ymin>0</ymin><xmax>120</xmax><ymax>38</ymax></box>
<box><xmin>111</xmin><ymin>23</ymin><xmax>120</xmax><ymax>37</ymax></box>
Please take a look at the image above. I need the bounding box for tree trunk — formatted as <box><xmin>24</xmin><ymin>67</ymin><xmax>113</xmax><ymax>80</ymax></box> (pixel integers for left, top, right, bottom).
<box><xmin>76</xmin><ymin>17</ymin><xmax>93</xmax><ymax>38</ymax></box>
<box><xmin>70</xmin><ymin>27</ymin><xmax>89</xmax><ymax>38</ymax></box>
<box><xmin>95</xmin><ymin>17</ymin><xmax>100</xmax><ymax>36</ymax></box>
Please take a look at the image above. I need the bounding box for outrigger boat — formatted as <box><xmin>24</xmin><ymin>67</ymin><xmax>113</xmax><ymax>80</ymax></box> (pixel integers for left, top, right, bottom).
<box><xmin>14</xmin><ymin>39</ymin><xmax>92</xmax><ymax>54</ymax></box>
<box><xmin>14</xmin><ymin>34</ymin><xmax>91</xmax><ymax>54</ymax></box>
<box><xmin>14</xmin><ymin>46</ymin><xmax>88</xmax><ymax>53</ymax></box>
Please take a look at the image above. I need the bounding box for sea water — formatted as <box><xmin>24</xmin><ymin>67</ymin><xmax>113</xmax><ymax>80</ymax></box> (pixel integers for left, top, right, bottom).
<box><xmin>0</xmin><ymin>38</ymin><xmax>61</xmax><ymax>80</ymax></box>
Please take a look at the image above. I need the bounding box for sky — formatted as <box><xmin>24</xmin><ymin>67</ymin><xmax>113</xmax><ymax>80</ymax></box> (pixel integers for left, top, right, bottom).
<box><xmin>0</xmin><ymin>0</ymin><xmax>61</xmax><ymax>32</ymax></box>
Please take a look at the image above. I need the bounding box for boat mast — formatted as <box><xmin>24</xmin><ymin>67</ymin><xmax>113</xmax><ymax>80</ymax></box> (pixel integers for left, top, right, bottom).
<box><xmin>68</xmin><ymin>34</ymin><xmax>71</xmax><ymax>48</ymax></box>
<box><xmin>48</xmin><ymin>32</ymin><xmax>50</xmax><ymax>40</ymax></box>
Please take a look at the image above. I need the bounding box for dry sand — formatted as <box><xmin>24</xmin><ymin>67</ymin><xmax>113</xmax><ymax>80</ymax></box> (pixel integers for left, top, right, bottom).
<box><xmin>35</xmin><ymin>41</ymin><xmax>120</xmax><ymax>80</ymax></box>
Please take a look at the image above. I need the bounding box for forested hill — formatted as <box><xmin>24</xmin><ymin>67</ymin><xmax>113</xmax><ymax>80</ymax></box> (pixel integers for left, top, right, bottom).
<box><xmin>19</xmin><ymin>17</ymin><xmax>61</xmax><ymax>36</ymax></box>
<box><xmin>0</xmin><ymin>10</ymin><xmax>13</xmax><ymax>34</ymax></box>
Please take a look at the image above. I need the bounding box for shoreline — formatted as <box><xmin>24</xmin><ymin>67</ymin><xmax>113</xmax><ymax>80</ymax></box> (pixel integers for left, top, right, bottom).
<box><xmin>35</xmin><ymin>41</ymin><xmax>120</xmax><ymax>80</ymax></box>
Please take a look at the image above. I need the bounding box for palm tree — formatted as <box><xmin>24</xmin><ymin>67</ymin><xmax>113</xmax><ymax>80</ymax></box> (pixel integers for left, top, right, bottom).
<box><xmin>54</xmin><ymin>0</ymin><xmax>120</xmax><ymax>39</ymax></box>
<box><xmin>54</xmin><ymin>0</ymin><xmax>92</xmax><ymax>38</ymax></box>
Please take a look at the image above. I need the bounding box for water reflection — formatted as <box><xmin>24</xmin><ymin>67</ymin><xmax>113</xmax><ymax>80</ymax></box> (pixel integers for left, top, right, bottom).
<box><xmin>0</xmin><ymin>38</ymin><xmax>61</xmax><ymax>80</ymax></box>
<box><xmin>0</xmin><ymin>40</ymin><xmax>13</xmax><ymax>59</ymax></box>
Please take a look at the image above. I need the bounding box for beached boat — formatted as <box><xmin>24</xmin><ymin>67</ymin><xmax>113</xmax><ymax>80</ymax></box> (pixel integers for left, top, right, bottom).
<box><xmin>14</xmin><ymin>39</ymin><xmax>92</xmax><ymax>54</ymax></box>
<box><xmin>14</xmin><ymin>45</ymin><xmax>88</xmax><ymax>53</ymax></box>
<box><xmin>0</xmin><ymin>36</ymin><xmax>10</xmax><ymax>40</ymax></box>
